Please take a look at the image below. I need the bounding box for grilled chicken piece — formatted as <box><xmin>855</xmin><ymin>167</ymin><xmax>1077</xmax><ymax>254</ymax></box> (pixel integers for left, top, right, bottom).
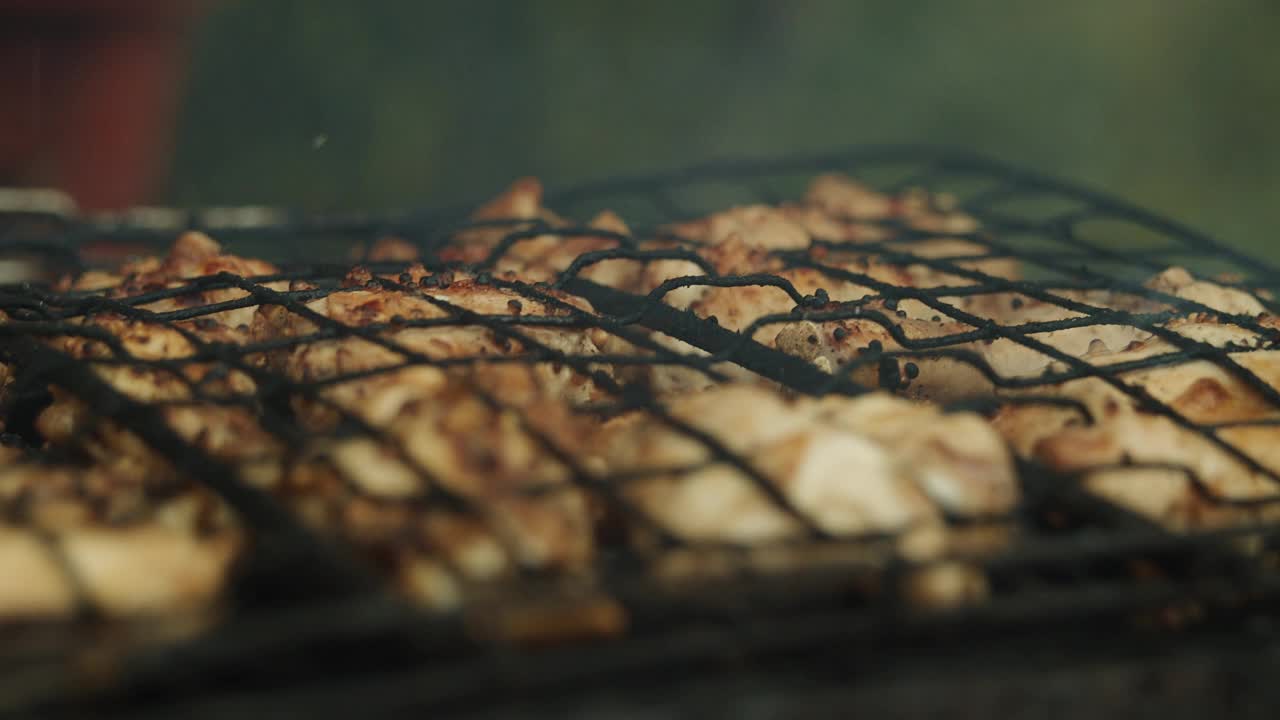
<box><xmin>635</xmin><ymin>240</ymin><xmax>926</xmax><ymax>394</ymax></box>
<box><xmin>441</xmin><ymin>178</ymin><xmax>641</xmax><ymax>290</ymax></box>
<box><xmin>804</xmin><ymin>174</ymin><xmax>977</xmax><ymax>232</ymax></box>
<box><xmin>627</xmin><ymin>176</ymin><xmax>1021</xmax><ymax>395</ymax></box>
<box><xmin>0</xmin><ymin>523</ymin><xmax>239</xmax><ymax>618</ymax></box>
<box><xmin>57</xmin><ymin>231</ymin><xmax>286</xmax><ymax>344</ymax></box>
<box><xmin>968</xmin><ymin>267</ymin><xmax>1275</xmax><ymax>380</ymax></box>
<box><xmin>989</xmin><ymin>299</ymin><xmax>1280</xmax><ymax>531</ymax></box>
<box><xmin>992</xmin><ymin>313</ymin><xmax>1280</xmax><ymax>440</ymax></box>
<box><xmin>633</xmin><ymin>175</ymin><xmax>1271</xmax><ymax>403</ymax></box>
<box><xmin>32</xmin><ymin>310</ymin><xmax>280</xmax><ymax>484</ymax></box>
<box><xmin>0</xmin><ymin>456</ymin><xmax>240</xmax><ymax>619</ymax></box>
<box><xmin>1084</xmin><ymin>319</ymin><xmax>1278</xmax><ymax>425</ymax></box>
<box><xmin>251</xmin><ymin>266</ymin><xmax>612</xmax><ymax>431</ymax></box>
<box><xmin>774</xmin><ymin>307</ymin><xmax>986</xmax><ymax>401</ymax></box>
<box><xmin>774</xmin><ymin>267</ymin><xmax>1279</xmax><ymax>402</ymax></box>
<box><xmin>772</xmin><ymin>276</ymin><xmax>1158</xmax><ymax>383</ymax></box>
<box><xmin>799</xmin><ymin>174</ymin><xmax>1019</xmax><ymax>284</ymax></box>
<box><xmin>33</xmin><ymin>234</ymin><xmax>286</xmax><ymax>489</ymax></box>
<box><xmin>248</xmin><ymin>269</ymin><xmax>610</xmax><ymax>609</ymax></box>
<box><xmin>809</xmin><ymin>393</ymin><xmax>1020</xmax><ymax>516</ymax></box>
<box><xmin>631</xmin><ymin>221</ymin><xmax>962</xmax><ymax>395</ymax></box>
<box><xmin>994</xmin><ymin>407</ymin><xmax>1280</xmax><ymax>532</ymax></box>
<box><xmin>1145</xmin><ymin>266</ymin><xmax>1269</xmax><ymax>316</ymax></box>
<box><xmin>279</xmin><ymin>364</ymin><xmax>597</xmax><ymax>610</ymax></box>
<box><xmin>603</xmin><ymin>384</ymin><xmax>1017</xmax><ymax>541</ymax></box>
<box><xmin>600</xmin><ymin>384</ymin><xmax>1017</xmax><ymax>606</ymax></box>
<box><xmin>0</xmin><ymin>460</ymin><xmax>233</xmax><ymax>534</ymax></box>
<box><xmin>771</xmin><ymin>301</ymin><xmax>1145</xmax><ymax>401</ymax></box>
<box><xmin>646</xmin><ymin>202</ymin><xmax>1011</xmax><ymax>317</ymax></box>
<box><xmin>663</xmin><ymin>175</ymin><xmax>982</xmax><ymax>250</ymax></box>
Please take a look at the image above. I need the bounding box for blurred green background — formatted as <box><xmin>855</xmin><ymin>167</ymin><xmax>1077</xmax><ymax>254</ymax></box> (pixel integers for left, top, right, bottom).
<box><xmin>166</xmin><ymin>0</ymin><xmax>1279</xmax><ymax>258</ymax></box>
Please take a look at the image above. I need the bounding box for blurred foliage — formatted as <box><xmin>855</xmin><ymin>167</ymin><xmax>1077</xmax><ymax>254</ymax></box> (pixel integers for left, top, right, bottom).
<box><xmin>168</xmin><ymin>0</ymin><xmax>1280</xmax><ymax>258</ymax></box>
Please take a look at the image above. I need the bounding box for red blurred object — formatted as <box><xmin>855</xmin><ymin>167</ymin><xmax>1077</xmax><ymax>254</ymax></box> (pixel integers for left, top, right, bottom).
<box><xmin>0</xmin><ymin>0</ymin><xmax>206</xmax><ymax>211</ymax></box>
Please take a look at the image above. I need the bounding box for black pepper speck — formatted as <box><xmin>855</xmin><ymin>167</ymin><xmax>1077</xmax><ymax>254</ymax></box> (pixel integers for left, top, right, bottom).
<box><xmin>904</xmin><ymin>362</ymin><xmax>920</xmax><ymax>379</ymax></box>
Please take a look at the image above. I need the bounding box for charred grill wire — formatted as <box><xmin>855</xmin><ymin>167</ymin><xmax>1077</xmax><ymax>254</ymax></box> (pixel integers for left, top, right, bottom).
<box><xmin>1</xmin><ymin>147</ymin><xmax>1280</xmax><ymax>717</ymax></box>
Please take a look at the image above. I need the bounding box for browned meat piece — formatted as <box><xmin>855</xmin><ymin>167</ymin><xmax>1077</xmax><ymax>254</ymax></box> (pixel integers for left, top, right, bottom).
<box><xmin>799</xmin><ymin>174</ymin><xmax>1018</xmax><ymax>283</ymax></box>
<box><xmin>599</xmin><ymin>384</ymin><xmax>1017</xmax><ymax>606</ymax></box>
<box><xmin>625</xmin><ymin>176</ymin><xmax>1022</xmax><ymax>395</ymax></box>
<box><xmin>33</xmin><ymin>311</ymin><xmax>280</xmax><ymax>485</ymax></box>
<box><xmin>57</xmin><ymin>231</ymin><xmax>286</xmax><ymax>344</ymax></box>
<box><xmin>630</xmin><ymin>222</ymin><xmax>939</xmax><ymax>394</ymax></box>
<box><xmin>441</xmin><ymin>178</ymin><xmax>642</xmax><ymax>290</ymax></box>
<box><xmin>808</xmin><ymin>392</ymin><xmax>1020</xmax><ymax>517</ymax></box>
<box><xmin>645</xmin><ymin>199</ymin><xmax>1006</xmax><ymax>318</ymax></box>
<box><xmin>1001</xmin><ymin>409</ymin><xmax>1280</xmax><ymax>532</ymax></box>
<box><xmin>771</xmin><ymin>304</ymin><xmax>1142</xmax><ymax>401</ymax></box>
<box><xmin>278</xmin><ymin>364</ymin><xmax>598</xmax><ymax>610</ymax></box>
<box><xmin>0</xmin><ymin>458</ymin><xmax>240</xmax><ymax>618</ymax></box>
<box><xmin>805</xmin><ymin>174</ymin><xmax>976</xmax><ymax>232</ymax></box>
<box><xmin>774</xmin><ymin>307</ymin><xmax>989</xmax><ymax>401</ymax></box>
<box><xmin>1145</xmin><ymin>266</ymin><xmax>1269</xmax><ymax>316</ymax></box>
<box><xmin>774</xmin><ymin>266</ymin><xmax>1280</xmax><ymax>404</ymax></box>
<box><xmin>649</xmin><ymin>234</ymin><xmax>918</xmax><ymax>332</ymax></box>
<box><xmin>247</xmin><ymin>265</ymin><xmax>612</xmax><ymax>608</ymax></box>
<box><xmin>640</xmin><ymin>254</ymin><xmax>921</xmax><ymax>393</ymax></box>
<box><xmin>0</xmin><ymin>523</ymin><xmax>239</xmax><ymax>618</ymax></box>
<box><xmin>32</xmin><ymin>234</ymin><xmax>286</xmax><ymax>490</ymax></box>
<box><xmin>0</xmin><ymin>459</ymin><xmax>233</xmax><ymax>535</ymax></box>
<box><xmin>631</xmin><ymin>179</ymin><xmax>1277</xmax><ymax>406</ymax></box>
<box><xmin>990</xmin><ymin>293</ymin><xmax>1280</xmax><ymax>531</ymax></box>
<box><xmin>602</xmin><ymin>384</ymin><xmax>1017</xmax><ymax>542</ymax></box>
<box><xmin>250</xmin><ymin>266</ymin><xmax>613</xmax><ymax>430</ymax></box>
<box><xmin>993</xmin><ymin>313</ymin><xmax>1280</xmax><ymax>442</ymax></box>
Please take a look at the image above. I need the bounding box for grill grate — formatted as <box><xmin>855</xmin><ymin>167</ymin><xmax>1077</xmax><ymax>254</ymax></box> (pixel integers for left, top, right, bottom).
<box><xmin>2</xmin><ymin>146</ymin><xmax>1280</xmax><ymax>717</ymax></box>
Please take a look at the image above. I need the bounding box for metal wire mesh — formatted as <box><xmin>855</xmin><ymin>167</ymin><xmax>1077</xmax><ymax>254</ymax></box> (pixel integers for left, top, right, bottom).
<box><xmin>2</xmin><ymin>146</ymin><xmax>1280</xmax><ymax>716</ymax></box>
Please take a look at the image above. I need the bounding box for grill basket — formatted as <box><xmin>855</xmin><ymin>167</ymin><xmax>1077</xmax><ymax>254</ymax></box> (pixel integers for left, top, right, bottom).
<box><xmin>2</xmin><ymin>146</ymin><xmax>1280</xmax><ymax>718</ymax></box>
